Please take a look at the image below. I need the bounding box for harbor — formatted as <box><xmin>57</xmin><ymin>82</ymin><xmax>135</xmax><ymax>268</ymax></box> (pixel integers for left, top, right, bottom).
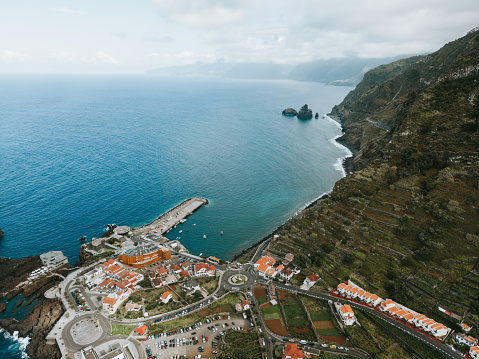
<box><xmin>132</xmin><ymin>197</ymin><xmax>208</xmax><ymax>237</ymax></box>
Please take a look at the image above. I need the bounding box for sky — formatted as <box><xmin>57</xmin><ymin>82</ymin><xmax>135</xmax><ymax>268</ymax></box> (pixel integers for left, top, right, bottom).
<box><xmin>1</xmin><ymin>0</ymin><xmax>478</xmax><ymax>74</ymax></box>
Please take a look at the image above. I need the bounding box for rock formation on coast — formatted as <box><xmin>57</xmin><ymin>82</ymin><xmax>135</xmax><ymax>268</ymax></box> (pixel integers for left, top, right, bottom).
<box><xmin>282</xmin><ymin>107</ymin><xmax>298</xmax><ymax>116</ymax></box>
<box><xmin>0</xmin><ymin>256</ymin><xmax>66</xmax><ymax>359</ymax></box>
<box><xmin>297</xmin><ymin>104</ymin><xmax>313</xmax><ymax>119</ymax></box>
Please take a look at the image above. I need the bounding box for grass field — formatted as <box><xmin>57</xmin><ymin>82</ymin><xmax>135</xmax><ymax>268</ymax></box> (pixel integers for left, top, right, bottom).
<box><xmin>111</xmin><ymin>324</ymin><xmax>136</xmax><ymax>336</ymax></box>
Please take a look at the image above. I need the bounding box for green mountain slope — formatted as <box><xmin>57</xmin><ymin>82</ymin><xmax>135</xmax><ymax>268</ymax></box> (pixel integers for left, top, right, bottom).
<box><xmin>265</xmin><ymin>29</ymin><xmax>479</xmax><ymax>341</ymax></box>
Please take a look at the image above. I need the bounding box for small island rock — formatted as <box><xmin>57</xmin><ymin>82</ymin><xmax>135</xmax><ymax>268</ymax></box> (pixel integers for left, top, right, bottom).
<box><xmin>315</xmin><ymin>112</ymin><xmax>319</xmax><ymax>119</ymax></box>
<box><xmin>297</xmin><ymin>104</ymin><xmax>313</xmax><ymax>119</ymax></box>
<box><xmin>0</xmin><ymin>228</ymin><xmax>3</xmax><ymax>237</ymax></box>
<box><xmin>282</xmin><ymin>108</ymin><xmax>298</xmax><ymax>116</ymax></box>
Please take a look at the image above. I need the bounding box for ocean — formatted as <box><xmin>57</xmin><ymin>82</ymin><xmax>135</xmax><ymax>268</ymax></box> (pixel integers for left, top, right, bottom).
<box><xmin>0</xmin><ymin>75</ymin><xmax>351</xmax><ymax>264</ymax></box>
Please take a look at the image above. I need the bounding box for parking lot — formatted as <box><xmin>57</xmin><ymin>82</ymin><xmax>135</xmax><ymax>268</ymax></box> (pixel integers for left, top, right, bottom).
<box><xmin>142</xmin><ymin>317</ymin><xmax>253</xmax><ymax>358</ymax></box>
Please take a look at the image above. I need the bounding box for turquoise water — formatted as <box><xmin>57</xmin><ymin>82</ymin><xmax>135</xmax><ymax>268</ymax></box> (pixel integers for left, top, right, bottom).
<box><xmin>0</xmin><ymin>75</ymin><xmax>350</xmax><ymax>263</ymax></box>
<box><xmin>0</xmin><ymin>329</ymin><xmax>29</xmax><ymax>358</ymax></box>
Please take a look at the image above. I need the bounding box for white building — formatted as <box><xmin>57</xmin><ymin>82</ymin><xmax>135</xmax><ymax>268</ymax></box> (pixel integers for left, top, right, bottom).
<box><xmin>40</xmin><ymin>251</ymin><xmax>69</xmax><ymax>269</ymax></box>
<box><xmin>335</xmin><ymin>303</ymin><xmax>356</xmax><ymax>326</ymax></box>
<box><xmin>160</xmin><ymin>292</ymin><xmax>173</xmax><ymax>304</ymax></box>
<box><xmin>470</xmin><ymin>346</ymin><xmax>479</xmax><ymax>359</ymax></box>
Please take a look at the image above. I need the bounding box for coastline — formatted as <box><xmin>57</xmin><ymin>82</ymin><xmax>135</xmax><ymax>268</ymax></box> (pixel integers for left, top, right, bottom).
<box><xmin>233</xmin><ymin>114</ymin><xmax>353</xmax><ymax>261</ymax></box>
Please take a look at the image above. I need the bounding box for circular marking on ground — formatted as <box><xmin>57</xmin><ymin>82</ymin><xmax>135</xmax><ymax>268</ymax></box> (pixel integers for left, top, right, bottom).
<box><xmin>70</xmin><ymin>316</ymin><xmax>104</xmax><ymax>345</ymax></box>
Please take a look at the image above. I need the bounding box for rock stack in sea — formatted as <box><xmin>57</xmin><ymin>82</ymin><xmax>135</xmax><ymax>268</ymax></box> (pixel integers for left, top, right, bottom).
<box><xmin>297</xmin><ymin>104</ymin><xmax>313</xmax><ymax>119</ymax></box>
<box><xmin>282</xmin><ymin>108</ymin><xmax>298</xmax><ymax>116</ymax></box>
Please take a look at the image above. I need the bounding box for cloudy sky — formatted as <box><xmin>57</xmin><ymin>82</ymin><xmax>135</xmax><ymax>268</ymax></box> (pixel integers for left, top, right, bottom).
<box><xmin>1</xmin><ymin>0</ymin><xmax>478</xmax><ymax>74</ymax></box>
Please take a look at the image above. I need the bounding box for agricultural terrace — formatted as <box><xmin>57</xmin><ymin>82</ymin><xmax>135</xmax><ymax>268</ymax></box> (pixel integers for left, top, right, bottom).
<box><xmin>221</xmin><ymin>332</ymin><xmax>262</xmax><ymax>359</ymax></box>
<box><xmin>277</xmin><ymin>290</ymin><xmax>315</xmax><ymax>341</ymax></box>
<box><xmin>300</xmin><ymin>295</ymin><xmax>345</xmax><ymax>345</ymax></box>
<box><xmin>253</xmin><ymin>285</ymin><xmax>268</xmax><ymax>305</ymax></box>
<box><xmin>260</xmin><ymin>303</ymin><xmax>288</xmax><ymax>337</ymax></box>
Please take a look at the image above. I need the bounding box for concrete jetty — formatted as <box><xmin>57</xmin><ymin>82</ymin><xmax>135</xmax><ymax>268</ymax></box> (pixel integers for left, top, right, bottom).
<box><xmin>133</xmin><ymin>197</ymin><xmax>208</xmax><ymax>236</ymax></box>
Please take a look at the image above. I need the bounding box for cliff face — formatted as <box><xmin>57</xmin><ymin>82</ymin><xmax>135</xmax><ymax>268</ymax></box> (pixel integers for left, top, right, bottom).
<box><xmin>266</xmin><ymin>29</ymin><xmax>479</xmax><ymax>342</ymax></box>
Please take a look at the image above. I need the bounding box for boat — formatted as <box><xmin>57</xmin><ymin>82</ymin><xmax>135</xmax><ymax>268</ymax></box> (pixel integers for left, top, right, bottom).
<box><xmin>203</xmin><ymin>234</ymin><xmax>206</xmax><ymax>239</ymax></box>
<box><xmin>179</xmin><ymin>230</ymin><xmax>182</xmax><ymax>234</ymax></box>
<box><xmin>193</xmin><ymin>223</ymin><xmax>196</xmax><ymax>226</ymax></box>
<box><xmin>220</xmin><ymin>231</ymin><xmax>223</xmax><ymax>235</ymax></box>
<box><xmin>180</xmin><ymin>219</ymin><xmax>187</xmax><ymax>224</ymax></box>
<box><xmin>176</xmin><ymin>236</ymin><xmax>181</xmax><ymax>240</ymax></box>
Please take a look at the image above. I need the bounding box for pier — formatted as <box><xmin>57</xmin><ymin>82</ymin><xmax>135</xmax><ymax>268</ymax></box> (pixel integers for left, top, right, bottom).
<box><xmin>133</xmin><ymin>197</ymin><xmax>208</xmax><ymax>236</ymax></box>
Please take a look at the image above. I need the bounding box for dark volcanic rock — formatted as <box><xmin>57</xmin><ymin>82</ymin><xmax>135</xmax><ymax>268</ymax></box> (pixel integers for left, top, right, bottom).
<box><xmin>282</xmin><ymin>108</ymin><xmax>298</xmax><ymax>116</ymax></box>
<box><xmin>0</xmin><ymin>302</ymin><xmax>6</xmax><ymax>313</ymax></box>
<box><xmin>0</xmin><ymin>298</ymin><xmax>64</xmax><ymax>359</ymax></box>
<box><xmin>297</xmin><ymin>104</ymin><xmax>313</xmax><ymax>119</ymax></box>
<box><xmin>315</xmin><ymin>112</ymin><xmax>319</xmax><ymax>119</ymax></box>
<box><xmin>0</xmin><ymin>228</ymin><xmax>4</xmax><ymax>237</ymax></box>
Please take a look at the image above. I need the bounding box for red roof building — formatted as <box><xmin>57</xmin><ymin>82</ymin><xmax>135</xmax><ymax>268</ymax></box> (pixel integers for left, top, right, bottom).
<box><xmin>283</xmin><ymin>342</ymin><xmax>303</xmax><ymax>359</ymax></box>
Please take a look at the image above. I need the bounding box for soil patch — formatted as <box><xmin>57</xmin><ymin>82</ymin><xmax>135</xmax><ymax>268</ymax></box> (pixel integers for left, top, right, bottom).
<box><xmin>277</xmin><ymin>290</ymin><xmax>292</xmax><ymax>301</ymax></box>
<box><xmin>292</xmin><ymin>326</ymin><xmax>311</xmax><ymax>333</ymax></box>
<box><xmin>259</xmin><ymin>303</ymin><xmax>271</xmax><ymax>310</ymax></box>
<box><xmin>253</xmin><ymin>285</ymin><xmax>266</xmax><ymax>299</ymax></box>
<box><xmin>320</xmin><ymin>335</ymin><xmax>347</xmax><ymax>345</ymax></box>
<box><xmin>313</xmin><ymin>321</ymin><xmax>334</xmax><ymax>329</ymax></box>
<box><xmin>265</xmin><ymin>319</ymin><xmax>288</xmax><ymax>336</ymax></box>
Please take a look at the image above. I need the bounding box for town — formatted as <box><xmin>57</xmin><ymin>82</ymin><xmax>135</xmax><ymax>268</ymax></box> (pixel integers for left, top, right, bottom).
<box><xmin>22</xmin><ymin>198</ymin><xmax>476</xmax><ymax>359</ymax></box>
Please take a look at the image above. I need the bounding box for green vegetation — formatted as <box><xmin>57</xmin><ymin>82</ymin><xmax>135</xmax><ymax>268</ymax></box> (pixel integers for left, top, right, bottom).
<box><xmin>264</xmin><ymin>28</ymin><xmax>479</xmax><ymax>336</ymax></box>
<box><xmin>111</xmin><ymin>324</ymin><xmax>136</xmax><ymax>336</ymax></box>
<box><xmin>220</xmin><ymin>332</ymin><xmax>262</xmax><ymax>359</ymax></box>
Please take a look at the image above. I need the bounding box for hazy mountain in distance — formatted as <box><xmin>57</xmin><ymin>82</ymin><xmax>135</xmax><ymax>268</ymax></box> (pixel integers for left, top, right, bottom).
<box><xmin>146</xmin><ymin>55</ymin><xmax>419</xmax><ymax>85</ymax></box>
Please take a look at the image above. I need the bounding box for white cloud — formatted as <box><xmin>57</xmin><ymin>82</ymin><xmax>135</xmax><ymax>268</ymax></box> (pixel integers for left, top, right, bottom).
<box><xmin>82</xmin><ymin>51</ymin><xmax>121</xmax><ymax>65</ymax></box>
<box><xmin>51</xmin><ymin>6</ymin><xmax>84</xmax><ymax>14</ymax></box>
<box><xmin>153</xmin><ymin>0</ymin><xmax>261</xmax><ymax>29</ymax></box>
<box><xmin>142</xmin><ymin>51</ymin><xmax>216</xmax><ymax>67</ymax></box>
<box><xmin>0</xmin><ymin>50</ymin><xmax>26</xmax><ymax>63</ymax></box>
<box><xmin>50</xmin><ymin>51</ymin><xmax>77</xmax><ymax>64</ymax></box>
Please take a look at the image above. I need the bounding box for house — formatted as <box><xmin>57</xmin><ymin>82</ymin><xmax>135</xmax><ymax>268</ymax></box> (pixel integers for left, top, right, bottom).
<box><xmin>105</xmin><ymin>264</ymin><xmax>125</xmax><ymax>277</ymax></box>
<box><xmin>91</xmin><ymin>237</ymin><xmax>104</xmax><ymax>251</ymax></box>
<box><xmin>470</xmin><ymin>346</ymin><xmax>479</xmax><ymax>359</ymax></box>
<box><xmin>337</xmin><ymin>282</ymin><xmax>347</xmax><ymax>295</ymax></box>
<box><xmin>160</xmin><ymin>292</ymin><xmax>173</xmax><ymax>304</ymax></box>
<box><xmin>413</xmin><ymin>314</ymin><xmax>428</xmax><ymax>327</ymax></box>
<box><xmin>422</xmin><ymin>318</ymin><xmax>436</xmax><ymax>331</ymax></box>
<box><xmin>242</xmin><ymin>300</ymin><xmax>250</xmax><ymax>311</ymax></box>
<box><xmin>303</xmin><ymin>274</ymin><xmax>320</xmax><ymax>289</ymax></box>
<box><xmin>455</xmin><ymin>333</ymin><xmax>478</xmax><ymax>347</ymax></box>
<box><xmin>180</xmin><ymin>262</ymin><xmax>192</xmax><ymax>271</ymax></box>
<box><xmin>183</xmin><ymin>279</ymin><xmax>201</xmax><ymax>294</ymax></box>
<box><xmin>125</xmin><ymin>301</ymin><xmax>142</xmax><ymax>312</ymax></box>
<box><xmin>152</xmin><ymin>278</ymin><xmax>163</xmax><ymax>288</ymax></box>
<box><xmin>194</xmin><ymin>262</ymin><xmax>216</xmax><ymax>276</ymax></box>
<box><xmin>380</xmin><ymin>299</ymin><xmax>396</xmax><ymax>312</ymax></box>
<box><xmin>336</xmin><ymin>303</ymin><xmax>356</xmax><ymax>326</ymax></box>
<box><xmin>157</xmin><ymin>267</ymin><xmax>168</xmax><ymax>277</ymax></box>
<box><xmin>430</xmin><ymin>323</ymin><xmax>449</xmax><ymax>338</ymax></box>
<box><xmin>280</xmin><ymin>268</ymin><xmax>294</xmax><ymax>281</ymax></box>
<box><xmin>208</xmin><ymin>256</ymin><xmax>220</xmax><ymax>264</ymax></box>
<box><xmin>254</xmin><ymin>255</ymin><xmax>275</xmax><ymax>268</ymax></box>
<box><xmin>276</xmin><ymin>264</ymin><xmax>284</xmax><ymax>272</ymax></box>
<box><xmin>98</xmin><ymin>278</ymin><xmax>117</xmax><ymax>289</ymax></box>
<box><xmin>102</xmin><ymin>291</ymin><xmax>130</xmax><ymax>315</ymax></box>
<box><xmin>170</xmin><ymin>263</ymin><xmax>182</xmax><ymax>274</ymax></box>
<box><xmin>283</xmin><ymin>342</ymin><xmax>303</xmax><ymax>359</ymax></box>
<box><xmin>284</xmin><ymin>253</ymin><xmax>294</xmax><ymax>264</ymax></box>
<box><xmin>134</xmin><ymin>325</ymin><xmax>147</xmax><ymax>336</ymax></box>
<box><xmin>179</xmin><ymin>270</ymin><xmax>190</xmax><ymax>279</ymax></box>
<box><xmin>369</xmin><ymin>294</ymin><xmax>382</xmax><ymax>306</ymax></box>
<box><xmin>362</xmin><ymin>292</ymin><xmax>372</xmax><ymax>303</ymax></box>
<box><xmin>116</xmin><ymin>280</ymin><xmax>132</xmax><ymax>291</ymax></box>
<box><xmin>462</xmin><ymin>323</ymin><xmax>472</xmax><ymax>332</ymax></box>
<box><xmin>256</xmin><ymin>263</ymin><xmax>277</xmax><ymax>279</ymax></box>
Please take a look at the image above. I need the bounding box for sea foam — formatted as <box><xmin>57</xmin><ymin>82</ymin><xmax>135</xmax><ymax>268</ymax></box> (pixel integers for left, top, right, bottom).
<box><xmin>0</xmin><ymin>329</ymin><xmax>30</xmax><ymax>359</ymax></box>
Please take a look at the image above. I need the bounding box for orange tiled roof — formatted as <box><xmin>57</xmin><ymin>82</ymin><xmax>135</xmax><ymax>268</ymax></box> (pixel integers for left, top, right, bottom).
<box><xmin>284</xmin><ymin>342</ymin><xmax>303</xmax><ymax>359</ymax></box>
<box><xmin>337</xmin><ymin>283</ymin><xmax>347</xmax><ymax>290</ymax></box>
<box><xmin>135</xmin><ymin>325</ymin><xmax>147</xmax><ymax>335</ymax></box>
<box><xmin>102</xmin><ymin>297</ymin><xmax>118</xmax><ymax>306</ymax></box>
<box><xmin>161</xmin><ymin>291</ymin><xmax>172</xmax><ymax>299</ymax></box>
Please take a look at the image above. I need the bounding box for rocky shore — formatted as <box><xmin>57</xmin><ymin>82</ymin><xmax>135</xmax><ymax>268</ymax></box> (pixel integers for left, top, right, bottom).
<box><xmin>0</xmin><ymin>256</ymin><xmax>67</xmax><ymax>359</ymax></box>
